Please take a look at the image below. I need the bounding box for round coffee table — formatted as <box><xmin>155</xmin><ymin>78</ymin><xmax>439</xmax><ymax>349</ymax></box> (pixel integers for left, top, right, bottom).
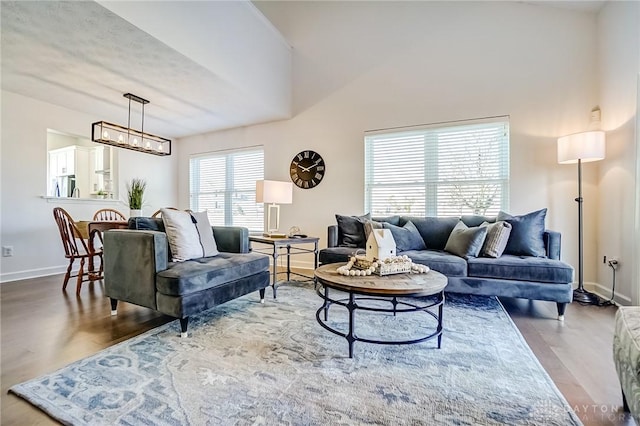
<box><xmin>314</xmin><ymin>263</ymin><xmax>447</xmax><ymax>358</ymax></box>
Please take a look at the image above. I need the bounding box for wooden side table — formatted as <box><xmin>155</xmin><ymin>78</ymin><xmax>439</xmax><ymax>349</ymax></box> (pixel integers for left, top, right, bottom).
<box><xmin>249</xmin><ymin>235</ymin><xmax>319</xmax><ymax>298</ymax></box>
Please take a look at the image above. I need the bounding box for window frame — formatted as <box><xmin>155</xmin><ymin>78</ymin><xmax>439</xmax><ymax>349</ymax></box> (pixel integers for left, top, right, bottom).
<box><xmin>189</xmin><ymin>146</ymin><xmax>264</xmax><ymax>231</ymax></box>
<box><xmin>364</xmin><ymin>117</ymin><xmax>510</xmax><ymax>217</ymax></box>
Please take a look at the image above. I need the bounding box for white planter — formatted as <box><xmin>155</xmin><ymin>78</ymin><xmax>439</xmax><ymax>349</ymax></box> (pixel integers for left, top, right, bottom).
<box><xmin>130</xmin><ymin>209</ymin><xmax>142</xmax><ymax>218</ymax></box>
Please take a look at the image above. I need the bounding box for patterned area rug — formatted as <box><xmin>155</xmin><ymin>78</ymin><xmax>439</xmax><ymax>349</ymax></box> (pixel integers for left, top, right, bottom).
<box><xmin>10</xmin><ymin>282</ymin><xmax>581</xmax><ymax>425</ymax></box>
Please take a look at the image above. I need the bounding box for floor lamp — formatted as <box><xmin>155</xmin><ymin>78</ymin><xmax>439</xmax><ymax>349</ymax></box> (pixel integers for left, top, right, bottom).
<box><xmin>557</xmin><ymin>130</ymin><xmax>605</xmax><ymax>305</ymax></box>
<box><xmin>256</xmin><ymin>180</ymin><xmax>293</xmax><ymax>237</ymax></box>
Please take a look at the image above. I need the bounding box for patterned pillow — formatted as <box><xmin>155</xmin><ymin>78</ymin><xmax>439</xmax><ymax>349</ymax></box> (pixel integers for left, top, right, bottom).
<box><xmin>480</xmin><ymin>221</ymin><xmax>512</xmax><ymax>258</ymax></box>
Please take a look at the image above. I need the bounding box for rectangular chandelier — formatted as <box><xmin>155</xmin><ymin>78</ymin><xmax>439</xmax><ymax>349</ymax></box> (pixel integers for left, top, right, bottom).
<box><xmin>91</xmin><ymin>93</ymin><xmax>171</xmax><ymax>156</ymax></box>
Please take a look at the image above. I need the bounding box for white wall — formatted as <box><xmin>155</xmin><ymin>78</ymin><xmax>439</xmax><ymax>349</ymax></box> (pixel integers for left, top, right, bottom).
<box><xmin>178</xmin><ymin>2</ymin><xmax>600</xmax><ymax>273</ymax></box>
<box><xmin>596</xmin><ymin>1</ymin><xmax>640</xmax><ymax>304</ymax></box>
<box><xmin>0</xmin><ymin>91</ymin><xmax>179</xmax><ymax>282</ymax></box>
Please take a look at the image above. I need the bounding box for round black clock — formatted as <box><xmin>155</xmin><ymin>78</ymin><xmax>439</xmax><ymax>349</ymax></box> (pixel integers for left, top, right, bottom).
<box><xmin>289</xmin><ymin>150</ymin><xmax>325</xmax><ymax>189</ymax></box>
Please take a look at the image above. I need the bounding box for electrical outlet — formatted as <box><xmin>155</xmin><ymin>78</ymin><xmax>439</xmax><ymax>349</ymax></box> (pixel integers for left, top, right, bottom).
<box><xmin>2</xmin><ymin>246</ymin><xmax>14</xmax><ymax>257</ymax></box>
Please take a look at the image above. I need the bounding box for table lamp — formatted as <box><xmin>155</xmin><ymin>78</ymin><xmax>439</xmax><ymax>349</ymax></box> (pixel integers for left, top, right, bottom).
<box><xmin>557</xmin><ymin>130</ymin><xmax>605</xmax><ymax>305</ymax></box>
<box><xmin>256</xmin><ymin>180</ymin><xmax>293</xmax><ymax>237</ymax></box>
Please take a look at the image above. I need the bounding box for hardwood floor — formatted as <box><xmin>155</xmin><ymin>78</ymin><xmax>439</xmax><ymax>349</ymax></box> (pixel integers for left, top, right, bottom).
<box><xmin>0</xmin><ymin>274</ymin><xmax>635</xmax><ymax>425</ymax></box>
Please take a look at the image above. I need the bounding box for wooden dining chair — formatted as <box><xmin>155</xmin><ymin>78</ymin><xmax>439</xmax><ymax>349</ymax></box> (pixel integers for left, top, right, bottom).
<box><xmin>93</xmin><ymin>208</ymin><xmax>126</xmax><ymax>221</ymax></box>
<box><xmin>151</xmin><ymin>207</ymin><xmax>179</xmax><ymax>218</ymax></box>
<box><xmin>53</xmin><ymin>207</ymin><xmax>103</xmax><ymax>294</ymax></box>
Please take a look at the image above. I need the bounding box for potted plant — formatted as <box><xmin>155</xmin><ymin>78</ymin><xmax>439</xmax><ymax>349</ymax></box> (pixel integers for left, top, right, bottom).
<box><xmin>126</xmin><ymin>178</ymin><xmax>146</xmax><ymax>217</ymax></box>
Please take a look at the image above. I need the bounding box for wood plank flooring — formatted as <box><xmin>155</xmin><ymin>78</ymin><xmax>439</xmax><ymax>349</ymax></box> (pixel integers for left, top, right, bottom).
<box><xmin>0</xmin><ymin>274</ymin><xmax>635</xmax><ymax>425</ymax></box>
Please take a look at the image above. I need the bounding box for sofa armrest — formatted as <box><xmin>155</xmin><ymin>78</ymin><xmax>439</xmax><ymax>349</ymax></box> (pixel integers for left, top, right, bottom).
<box><xmin>327</xmin><ymin>225</ymin><xmax>338</xmax><ymax>248</ymax></box>
<box><xmin>544</xmin><ymin>230</ymin><xmax>561</xmax><ymax>260</ymax></box>
<box><xmin>212</xmin><ymin>226</ymin><xmax>249</xmax><ymax>253</ymax></box>
<box><xmin>104</xmin><ymin>229</ymin><xmax>169</xmax><ymax>310</ymax></box>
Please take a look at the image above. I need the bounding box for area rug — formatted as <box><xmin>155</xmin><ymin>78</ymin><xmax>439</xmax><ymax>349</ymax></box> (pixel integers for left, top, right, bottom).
<box><xmin>10</xmin><ymin>282</ymin><xmax>581</xmax><ymax>425</ymax></box>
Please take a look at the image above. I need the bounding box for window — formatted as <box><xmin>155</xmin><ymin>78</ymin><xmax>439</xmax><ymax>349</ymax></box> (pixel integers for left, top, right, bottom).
<box><xmin>364</xmin><ymin>117</ymin><xmax>509</xmax><ymax>217</ymax></box>
<box><xmin>190</xmin><ymin>147</ymin><xmax>264</xmax><ymax>231</ymax></box>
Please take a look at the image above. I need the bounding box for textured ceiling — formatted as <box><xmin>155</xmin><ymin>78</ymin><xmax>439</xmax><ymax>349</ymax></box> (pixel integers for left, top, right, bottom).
<box><xmin>1</xmin><ymin>1</ymin><xmax>290</xmax><ymax>139</ymax></box>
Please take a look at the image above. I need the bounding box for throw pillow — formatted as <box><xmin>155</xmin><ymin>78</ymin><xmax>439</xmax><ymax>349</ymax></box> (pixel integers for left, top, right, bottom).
<box><xmin>444</xmin><ymin>221</ymin><xmax>488</xmax><ymax>259</ymax></box>
<box><xmin>161</xmin><ymin>209</ymin><xmax>204</xmax><ymax>262</ymax></box>
<box><xmin>335</xmin><ymin>213</ymin><xmax>371</xmax><ymax>248</ymax></box>
<box><xmin>363</xmin><ymin>220</ymin><xmax>383</xmax><ymax>241</ymax></box>
<box><xmin>381</xmin><ymin>221</ymin><xmax>426</xmax><ymax>252</ymax></box>
<box><xmin>190</xmin><ymin>211</ymin><xmax>219</xmax><ymax>257</ymax></box>
<box><xmin>497</xmin><ymin>208</ymin><xmax>547</xmax><ymax>257</ymax></box>
<box><xmin>479</xmin><ymin>221</ymin><xmax>512</xmax><ymax>258</ymax></box>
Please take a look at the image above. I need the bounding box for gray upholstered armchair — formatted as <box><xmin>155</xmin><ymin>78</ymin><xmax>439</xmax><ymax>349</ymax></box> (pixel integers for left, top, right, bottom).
<box><xmin>104</xmin><ymin>218</ymin><xmax>270</xmax><ymax>336</ymax></box>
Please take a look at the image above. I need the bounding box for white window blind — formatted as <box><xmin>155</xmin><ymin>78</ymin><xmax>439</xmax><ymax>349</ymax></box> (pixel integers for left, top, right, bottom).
<box><xmin>364</xmin><ymin>118</ymin><xmax>509</xmax><ymax>217</ymax></box>
<box><xmin>189</xmin><ymin>147</ymin><xmax>264</xmax><ymax>231</ymax></box>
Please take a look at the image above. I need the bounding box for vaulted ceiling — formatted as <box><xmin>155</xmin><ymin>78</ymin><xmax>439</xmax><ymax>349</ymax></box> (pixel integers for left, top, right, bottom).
<box><xmin>1</xmin><ymin>1</ymin><xmax>291</xmax><ymax>139</ymax></box>
<box><xmin>2</xmin><ymin>1</ymin><xmax>604</xmax><ymax>140</ymax></box>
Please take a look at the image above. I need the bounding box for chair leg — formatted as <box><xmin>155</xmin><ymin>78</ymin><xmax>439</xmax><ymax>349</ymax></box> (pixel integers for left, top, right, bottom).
<box><xmin>76</xmin><ymin>258</ymin><xmax>85</xmax><ymax>295</ymax></box>
<box><xmin>180</xmin><ymin>317</ymin><xmax>189</xmax><ymax>338</ymax></box>
<box><xmin>62</xmin><ymin>258</ymin><xmax>73</xmax><ymax>291</ymax></box>
<box><xmin>98</xmin><ymin>254</ymin><xmax>104</xmax><ymax>277</ymax></box>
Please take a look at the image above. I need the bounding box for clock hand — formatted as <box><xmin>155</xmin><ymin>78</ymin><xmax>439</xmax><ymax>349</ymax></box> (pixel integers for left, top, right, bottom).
<box><xmin>299</xmin><ymin>164</ymin><xmax>312</xmax><ymax>172</ymax></box>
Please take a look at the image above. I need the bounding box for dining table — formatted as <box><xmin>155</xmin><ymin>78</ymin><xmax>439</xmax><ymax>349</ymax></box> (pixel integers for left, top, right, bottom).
<box><xmin>74</xmin><ymin>220</ymin><xmax>128</xmax><ymax>280</ymax></box>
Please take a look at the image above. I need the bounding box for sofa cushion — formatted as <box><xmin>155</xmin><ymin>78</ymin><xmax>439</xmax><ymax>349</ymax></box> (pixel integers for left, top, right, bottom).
<box><xmin>401</xmin><ymin>216</ymin><xmax>459</xmax><ymax>250</ymax></box>
<box><xmin>467</xmin><ymin>255</ymin><xmax>573</xmax><ymax>284</ymax></box>
<box><xmin>461</xmin><ymin>215</ymin><xmax>496</xmax><ymax>228</ymax></box>
<box><xmin>382</xmin><ymin>221</ymin><xmax>426</xmax><ymax>252</ymax></box>
<box><xmin>319</xmin><ymin>247</ymin><xmax>360</xmax><ymax>265</ymax></box>
<box><xmin>372</xmin><ymin>215</ymin><xmax>402</xmax><ymax>226</ymax></box>
<box><xmin>156</xmin><ymin>252</ymin><xmax>270</xmax><ymax>296</ymax></box>
<box><xmin>444</xmin><ymin>221</ymin><xmax>488</xmax><ymax>259</ymax></box>
<box><xmin>497</xmin><ymin>209</ymin><xmax>547</xmax><ymax>257</ymax></box>
<box><xmin>480</xmin><ymin>221</ymin><xmax>512</xmax><ymax>258</ymax></box>
<box><xmin>336</xmin><ymin>213</ymin><xmax>371</xmax><ymax>248</ymax></box>
<box><xmin>403</xmin><ymin>249</ymin><xmax>467</xmax><ymax>277</ymax></box>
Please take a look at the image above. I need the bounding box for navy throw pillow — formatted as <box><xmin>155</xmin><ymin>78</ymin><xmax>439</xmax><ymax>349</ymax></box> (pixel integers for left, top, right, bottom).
<box><xmin>497</xmin><ymin>208</ymin><xmax>547</xmax><ymax>257</ymax></box>
<box><xmin>382</xmin><ymin>221</ymin><xmax>426</xmax><ymax>252</ymax></box>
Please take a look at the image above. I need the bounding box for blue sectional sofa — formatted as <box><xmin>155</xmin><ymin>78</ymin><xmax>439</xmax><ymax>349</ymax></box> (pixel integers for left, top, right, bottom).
<box><xmin>319</xmin><ymin>211</ymin><xmax>574</xmax><ymax>319</ymax></box>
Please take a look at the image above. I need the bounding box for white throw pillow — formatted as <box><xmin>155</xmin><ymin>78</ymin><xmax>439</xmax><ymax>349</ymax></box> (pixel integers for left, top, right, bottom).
<box><xmin>190</xmin><ymin>211</ymin><xmax>219</xmax><ymax>257</ymax></box>
<box><xmin>161</xmin><ymin>209</ymin><xmax>204</xmax><ymax>262</ymax></box>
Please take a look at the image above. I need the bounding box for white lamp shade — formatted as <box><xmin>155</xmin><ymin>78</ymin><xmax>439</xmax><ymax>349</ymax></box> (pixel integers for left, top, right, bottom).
<box><xmin>557</xmin><ymin>131</ymin><xmax>605</xmax><ymax>164</ymax></box>
<box><xmin>256</xmin><ymin>180</ymin><xmax>293</xmax><ymax>204</ymax></box>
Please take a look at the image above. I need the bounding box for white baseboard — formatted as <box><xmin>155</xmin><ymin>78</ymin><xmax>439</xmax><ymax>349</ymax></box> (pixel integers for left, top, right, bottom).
<box><xmin>583</xmin><ymin>281</ymin><xmax>631</xmax><ymax>305</ymax></box>
<box><xmin>0</xmin><ymin>265</ymin><xmax>67</xmax><ymax>284</ymax></box>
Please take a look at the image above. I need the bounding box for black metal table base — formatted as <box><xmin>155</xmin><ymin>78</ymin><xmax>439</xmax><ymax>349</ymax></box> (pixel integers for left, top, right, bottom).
<box><xmin>316</xmin><ymin>286</ymin><xmax>444</xmax><ymax>358</ymax></box>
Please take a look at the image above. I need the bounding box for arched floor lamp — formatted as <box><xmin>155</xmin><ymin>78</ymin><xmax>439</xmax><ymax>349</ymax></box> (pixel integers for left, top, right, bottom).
<box><xmin>557</xmin><ymin>130</ymin><xmax>605</xmax><ymax>305</ymax></box>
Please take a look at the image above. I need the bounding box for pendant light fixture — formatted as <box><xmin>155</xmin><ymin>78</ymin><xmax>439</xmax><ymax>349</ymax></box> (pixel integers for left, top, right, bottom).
<box><xmin>92</xmin><ymin>93</ymin><xmax>171</xmax><ymax>156</ymax></box>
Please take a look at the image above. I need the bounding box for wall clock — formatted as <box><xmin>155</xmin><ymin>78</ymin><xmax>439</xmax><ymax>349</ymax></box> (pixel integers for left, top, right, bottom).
<box><xmin>289</xmin><ymin>150</ymin><xmax>325</xmax><ymax>189</ymax></box>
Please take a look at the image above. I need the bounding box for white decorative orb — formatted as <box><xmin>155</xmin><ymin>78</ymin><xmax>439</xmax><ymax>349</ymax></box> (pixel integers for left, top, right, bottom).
<box><xmin>349</xmin><ymin>270</ymin><xmax>356</xmax><ymax>276</ymax></box>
